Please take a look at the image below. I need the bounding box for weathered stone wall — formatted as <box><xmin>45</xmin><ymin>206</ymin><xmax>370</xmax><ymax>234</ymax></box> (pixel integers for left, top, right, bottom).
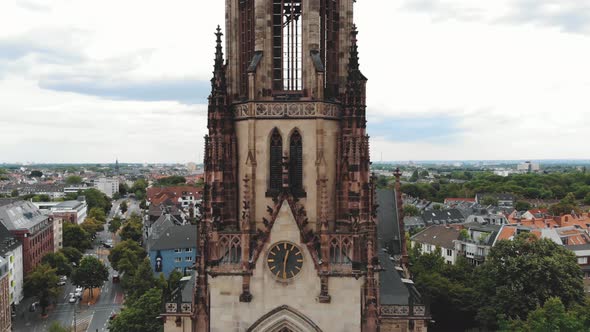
<box><xmin>235</xmin><ymin>113</ymin><xmax>339</xmax><ymax>231</ymax></box>
<box><xmin>209</xmin><ymin>202</ymin><xmax>362</xmax><ymax>331</ymax></box>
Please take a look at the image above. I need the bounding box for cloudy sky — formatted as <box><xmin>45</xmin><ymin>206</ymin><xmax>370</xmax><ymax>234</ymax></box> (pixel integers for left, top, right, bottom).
<box><xmin>1</xmin><ymin>0</ymin><xmax>589</xmax><ymax>163</ymax></box>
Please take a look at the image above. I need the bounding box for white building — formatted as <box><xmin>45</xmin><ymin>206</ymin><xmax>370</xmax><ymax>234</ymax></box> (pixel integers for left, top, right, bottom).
<box><xmin>517</xmin><ymin>161</ymin><xmax>540</xmax><ymax>173</ymax></box>
<box><xmin>411</xmin><ymin>225</ymin><xmax>460</xmax><ymax>265</ymax></box>
<box><xmin>0</xmin><ymin>224</ymin><xmax>23</xmax><ymax>306</ymax></box>
<box><xmin>94</xmin><ymin>178</ymin><xmax>119</xmax><ymax>198</ymax></box>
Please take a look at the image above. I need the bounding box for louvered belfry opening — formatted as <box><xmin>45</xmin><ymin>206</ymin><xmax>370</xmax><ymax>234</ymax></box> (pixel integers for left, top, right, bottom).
<box><xmin>272</xmin><ymin>0</ymin><xmax>303</xmax><ymax>91</ymax></box>
<box><xmin>269</xmin><ymin>128</ymin><xmax>283</xmax><ymax>193</ymax></box>
<box><xmin>289</xmin><ymin>130</ymin><xmax>303</xmax><ymax>194</ymax></box>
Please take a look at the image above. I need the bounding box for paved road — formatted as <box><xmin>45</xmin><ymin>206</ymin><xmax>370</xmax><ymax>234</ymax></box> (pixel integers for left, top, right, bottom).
<box><xmin>13</xmin><ymin>203</ymin><xmax>126</xmax><ymax>332</ymax></box>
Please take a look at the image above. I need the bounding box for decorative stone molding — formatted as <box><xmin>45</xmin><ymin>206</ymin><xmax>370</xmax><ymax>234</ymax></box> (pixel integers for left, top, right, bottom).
<box><xmin>165</xmin><ymin>303</ymin><xmax>178</xmax><ymax>313</ymax></box>
<box><xmin>233</xmin><ymin>102</ymin><xmax>341</xmax><ymax>120</ymax></box>
<box><xmin>181</xmin><ymin>303</ymin><xmax>192</xmax><ymax>313</ymax></box>
<box><xmin>381</xmin><ymin>305</ymin><xmax>410</xmax><ymax>316</ymax></box>
<box><xmin>413</xmin><ymin>305</ymin><xmax>426</xmax><ymax>316</ymax></box>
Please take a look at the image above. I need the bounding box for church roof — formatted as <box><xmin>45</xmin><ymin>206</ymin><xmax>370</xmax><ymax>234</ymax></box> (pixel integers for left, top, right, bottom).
<box><xmin>376</xmin><ymin>189</ymin><xmax>425</xmax><ymax>307</ymax></box>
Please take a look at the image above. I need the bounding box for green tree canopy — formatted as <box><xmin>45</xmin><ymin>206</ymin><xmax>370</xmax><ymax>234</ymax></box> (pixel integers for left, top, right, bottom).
<box><xmin>88</xmin><ymin>207</ymin><xmax>107</xmax><ymax>223</ymax></box>
<box><xmin>24</xmin><ymin>264</ymin><xmax>60</xmax><ymax>315</ymax></box>
<box><xmin>41</xmin><ymin>252</ymin><xmax>73</xmax><ymax>277</ymax></box>
<box><xmin>154</xmin><ymin>175</ymin><xmax>187</xmax><ymax>186</ymax></box>
<box><xmin>83</xmin><ymin>188</ymin><xmax>112</xmax><ymax>214</ymax></box>
<box><xmin>63</xmin><ymin>222</ymin><xmax>91</xmax><ymax>249</ymax></box>
<box><xmin>59</xmin><ymin>247</ymin><xmax>83</xmax><ymax>266</ymax></box>
<box><xmin>409</xmin><ymin>170</ymin><xmax>419</xmax><ymax>182</ymax></box>
<box><xmin>108</xmin><ymin>240</ymin><xmax>147</xmax><ymax>273</ymax></box>
<box><xmin>65</xmin><ymin>175</ymin><xmax>83</xmax><ymax>185</ymax></box>
<box><xmin>476</xmin><ymin>233</ymin><xmax>585</xmax><ymax>329</ymax></box>
<box><xmin>108</xmin><ymin>287</ymin><xmax>163</xmax><ymax>332</ymax></box>
<box><xmin>122</xmin><ymin>258</ymin><xmax>157</xmax><ymax>301</ymax></box>
<box><xmin>71</xmin><ymin>256</ymin><xmax>109</xmax><ymax>299</ymax></box>
<box><xmin>29</xmin><ymin>170</ymin><xmax>43</xmax><ymax>178</ymax></box>
<box><xmin>120</xmin><ymin>201</ymin><xmax>128</xmax><ymax>214</ymax></box>
<box><xmin>109</xmin><ymin>217</ymin><xmax>122</xmax><ymax>234</ymax></box>
<box><xmin>120</xmin><ymin>217</ymin><xmax>143</xmax><ymax>243</ymax></box>
<box><xmin>499</xmin><ymin>297</ymin><xmax>590</xmax><ymax>332</ymax></box>
<box><xmin>81</xmin><ymin>217</ymin><xmax>103</xmax><ymax>237</ymax></box>
<box><xmin>48</xmin><ymin>322</ymin><xmax>69</xmax><ymax>332</ymax></box>
<box><xmin>403</xmin><ymin>204</ymin><xmax>420</xmax><ymax>217</ymax></box>
<box><xmin>515</xmin><ymin>200</ymin><xmax>532</xmax><ymax>211</ymax></box>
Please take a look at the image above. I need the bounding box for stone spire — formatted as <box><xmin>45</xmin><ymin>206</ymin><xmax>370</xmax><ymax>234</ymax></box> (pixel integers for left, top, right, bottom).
<box><xmin>211</xmin><ymin>25</ymin><xmax>226</xmax><ymax>94</ymax></box>
<box><xmin>347</xmin><ymin>25</ymin><xmax>367</xmax><ymax>84</ymax></box>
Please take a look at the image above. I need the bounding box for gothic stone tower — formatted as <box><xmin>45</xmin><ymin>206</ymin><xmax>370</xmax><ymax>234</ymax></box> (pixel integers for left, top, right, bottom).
<box><xmin>189</xmin><ymin>1</ymin><xmax>386</xmax><ymax>331</ymax></box>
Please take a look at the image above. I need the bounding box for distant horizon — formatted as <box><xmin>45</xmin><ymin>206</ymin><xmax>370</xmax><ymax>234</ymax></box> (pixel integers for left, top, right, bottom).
<box><xmin>2</xmin><ymin>158</ymin><xmax>590</xmax><ymax>167</ymax></box>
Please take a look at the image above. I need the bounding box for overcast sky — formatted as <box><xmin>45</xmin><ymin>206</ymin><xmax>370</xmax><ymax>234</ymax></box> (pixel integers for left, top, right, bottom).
<box><xmin>1</xmin><ymin>0</ymin><xmax>589</xmax><ymax>163</ymax></box>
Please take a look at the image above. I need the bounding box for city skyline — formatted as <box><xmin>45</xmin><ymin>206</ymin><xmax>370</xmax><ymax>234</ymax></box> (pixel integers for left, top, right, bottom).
<box><xmin>1</xmin><ymin>0</ymin><xmax>590</xmax><ymax>163</ymax></box>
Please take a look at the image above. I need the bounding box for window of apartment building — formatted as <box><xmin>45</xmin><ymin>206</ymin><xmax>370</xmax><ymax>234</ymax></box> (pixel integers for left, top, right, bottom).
<box><xmin>477</xmin><ymin>248</ymin><xmax>484</xmax><ymax>256</ymax></box>
<box><xmin>446</xmin><ymin>249</ymin><xmax>452</xmax><ymax>257</ymax></box>
<box><xmin>175</xmin><ymin>257</ymin><xmax>181</xmax><ymax>263</ymax></box>
<box><xmin>578</xmin><ymin>257</ymin><xmax>588</xmax><ymax>265</ymax></box>
<box><xmin>174</xmin><ymin>248</ymin><xmax>181</xmax><ymax>253</ymax></box>
<box><xmin>185</xmin><ymin>257</ymin><xmax>192</xmax><ymax>262</ymax></box>
<box><xmin>185</xmin><ymin>248</ymin><xmax>192</xmax><ymax>253</ymax></box>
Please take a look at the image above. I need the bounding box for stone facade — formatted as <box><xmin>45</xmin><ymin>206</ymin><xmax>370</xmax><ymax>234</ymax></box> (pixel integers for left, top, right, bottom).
<box><xmin>161</xmin><ymin>1</ymin><xmax>428</xmax><ymax>331</ymax></box>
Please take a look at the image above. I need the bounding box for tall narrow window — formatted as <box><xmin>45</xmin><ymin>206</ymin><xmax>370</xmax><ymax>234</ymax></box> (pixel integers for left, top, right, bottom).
<box><xmin>270</xmin><ymin>128</ymin><xmax>283</xmax><ymax>192</ymax></box>
<box><xmin>272</xmin><ymin>0</ymin><xmax>303</xmax><ymax>91</ymax></box>
<box><xmin>289</xmin><ymin>130</ymin><xmax>303</xmax><ymax>192</ymax></box>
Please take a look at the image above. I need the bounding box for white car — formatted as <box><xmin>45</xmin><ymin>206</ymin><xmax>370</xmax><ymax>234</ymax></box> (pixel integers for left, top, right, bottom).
<box><xmin>68</xmin><ymin>293</ymin><xmax>76</xmax><ymax>304</ymax></box>
<box><xmin>57</xmin><ymin>281</ymin><xmax>66</xmax><ymax>286</ymax></box>
<box><xmin>75</xmin><ymin>286</ymin><xmax>83</xmax><ymax>293</ymax></box>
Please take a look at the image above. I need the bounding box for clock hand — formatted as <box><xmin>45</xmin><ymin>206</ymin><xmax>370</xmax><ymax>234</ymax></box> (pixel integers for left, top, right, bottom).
<box><xmin>283</xmin><ymin>249</ymin><xmax>290</xmax><ymax>279</ymax></box>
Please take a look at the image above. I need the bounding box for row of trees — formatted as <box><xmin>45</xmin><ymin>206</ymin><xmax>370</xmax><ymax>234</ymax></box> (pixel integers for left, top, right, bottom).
<box><xmin>24</xmin><ymin>247</ymin><xmax>109</xmax><ymax>316</ymax></box>
<box><xmin>394</xmin><ymin>171</ymin><xmax>590</xmax><ymax>204</ymax></box>
<box><xmin>63</xmin><ymin>207</ymin><xmax>110</xmax><ymax>250</ymax></box>
<box><xmin>410</xmin><ymin>233</ymin><xmax>585</xmax><ymax>331</ymax></box>
<box><xmin>107</xmin><ymin>239</ymin><xmax>182</xmax><ymax>332</ymax></box>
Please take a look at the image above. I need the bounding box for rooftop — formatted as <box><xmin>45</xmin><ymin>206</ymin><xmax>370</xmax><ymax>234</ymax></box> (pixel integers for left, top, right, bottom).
<box><xmin>411</xmin><ymin>225</ymin><xmax>460</xmax><ymax>250</ymax></box>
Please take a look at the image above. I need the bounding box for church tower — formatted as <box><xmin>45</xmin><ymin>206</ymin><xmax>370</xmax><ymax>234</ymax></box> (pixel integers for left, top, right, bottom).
<box><xmin>159</xmin><ymin>1</ymin><xmax>427</xmax><ymax>331</ymax></box>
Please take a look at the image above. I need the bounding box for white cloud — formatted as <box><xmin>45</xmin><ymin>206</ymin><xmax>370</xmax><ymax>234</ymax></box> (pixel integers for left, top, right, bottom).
<box><xmin>0</xmin><ymin>0</ymin><xmax>589</xmax><ymax>162</ymax></box>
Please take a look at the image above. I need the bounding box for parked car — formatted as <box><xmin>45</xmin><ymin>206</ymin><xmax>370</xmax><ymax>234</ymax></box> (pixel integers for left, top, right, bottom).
<box><xmin>57</xmin><ymin>280</ymin><xmax>66</xmax><ymax>286</ymax></box>
<box><xmin>68</xmin><ymin>294</ymin><xmax>76</xmax><ymax>304</ymax></box>
<box><xmin>109</xmin><ymin>312</ymin><xmax>118</xmax><ymax>320</ymax></box>
<box><xmin>29</xmin><ymin>302</ymin><xmax>39</xmax><ymax>312</ymax></box>
<box><xmin>112</xmin><ymin>273</ymin><xmax>120</xmax><ymax>283</ymax></box>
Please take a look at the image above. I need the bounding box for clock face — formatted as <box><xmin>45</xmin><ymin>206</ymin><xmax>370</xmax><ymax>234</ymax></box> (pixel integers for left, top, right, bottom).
<box><xmin>267</xmin><ymin>242</ymin><xmax>303</xmax><ymax>280</ymax></box>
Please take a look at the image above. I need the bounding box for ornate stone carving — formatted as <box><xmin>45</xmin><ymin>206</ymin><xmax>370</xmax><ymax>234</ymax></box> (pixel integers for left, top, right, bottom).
<box><xmin>181</xmin><ymin>303</ymin><xmax>192</xmax><ymax>313</ymax></box>
<box><xmin>413</xmin><ymin>305</ymin><xmax>426</xmax><ymax>316</ymax></box>
<box><xmin>380</xmin><ymin>305</ymin><xmax>410</xmax><ymax>316</ymax></box>
<box><xmin>166</xmin><ymin>302</ymin><xmax>178</xmax><ymax>313</ymax></box>
<box><xmin>233</xmin><ymin>102</ymin><xmax>341</xmax><ymax>120</ymax></box>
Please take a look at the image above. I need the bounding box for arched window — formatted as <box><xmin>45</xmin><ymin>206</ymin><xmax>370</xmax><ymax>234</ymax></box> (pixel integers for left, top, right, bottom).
<box><xmin>272</xmin><ymin>0</ymin><xmax>303</xmax><ymax>91</ymax></box>
<box><xmin>289</xmin><ymin>130</ymin><xmax>303</xmax><ymax>193</ymax></box>
<box><xmin>269</xmin><ymin>128</ymin><xmax>283</xmax><ymax>192</ymax></box>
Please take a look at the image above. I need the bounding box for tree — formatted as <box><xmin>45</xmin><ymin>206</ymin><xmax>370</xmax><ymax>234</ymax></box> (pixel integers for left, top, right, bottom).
<box><xmin>166</xmin><ymin>270</ymin><xmax>183</xmax><ymax>297</ymax></box>
<box><xmin>419</xmin><ymin>170</ymin><xmax>430</xmax><ymax>178</ymax></box>
<box><xmin>109</xmin><ymin>217</ymin><xmax>122</xmax><ymax>234</ymax></box>
<box><xmin>139</xmin><ymin>199</ymin><xmax>147</xmax><ymax>210</ymax></box>
<box><xmin>41</xmin><ymin>252</ymin><xmax>73</xmax><ymax>277</ymax></box>
<box><xmin>109</xmin><ymin>287</ymin><xmax>163</xmax><ymax>332</ymax></box>
<box><xmin>88</xmin><ymin>207</ymin><xmax>107</xmax><ymax>223</ymax></box>
<box><xmin>131</xmin><ymin>179</ymin><xmax>148</xmax><ymax>200</ymax></box>
<box><xmin>83</xmin><ymin>188</ymin><xmax>112</xmax><ymax>214</ymax></box>
<box><xmin>584</xmin><ymin>193</ymin><xmax>590</xmax><ymax>206</ymax></box>
<box><xmin>29</xmin><ymin>170</ymin><xmax>43</xmax><ymax>178</ymax></box>
<box><xmin>403</xmin><ymin>204</ymin><xmax>420</xmax><ymax>217</ymax></box>
<box><xmin>81</xmin><ymin>218</ymin><xmax>103</xmax><ymax>238</ymax></box>
<box><xmin>63</xmin><ymin>223</ymin><xmax>91</xmax><ymax>249</ymax></box>
<box><xmin>65</xmin><ymin>175</ymin><xmax>82</xmax><ymax>185</ymax></box>
<box><xmin>59</xmin><ymin>247</ymin><xmax>83</xmax><ymax>266</ymax></box>
<box><xmin>48</xmin><ymin>322</ymin><xmax>69</xmax><ymax>332</ymax></box>
<box><xmin>549</xmin><ymin>192</ymin><xmax>581</xmax><ymax>215</ymax></box>
<box><xmin>481</xmin><ymin>195</ymin><xmax>498</xmax><ymax>206</ymax></box>
<box><xmin>120</xmin><ymin>218</ymin><xmax>143</xmax><ymax>243</ymax></box>
<box><xmin>108</xmin><ymin>240</ymin><xmax>147</xmax><ymax>273</ymax></box>
<box><xmin>499</xmin><ymin>297</ymin><xmax>588</xmax><ymax>332</ymax></box>
<box><xmin>71</xmin><ymin>256</ymin><xmax>109</xmax><ymax>299</ymax></box>
<box><xmin>122</xmin><ymin>258</ymin><xmax>157</xmax><ymax>301</ymax></box>
<box><xmin>409</xmin><ymin>170</ymin><xmax>419</xmax><ymax>182</ymax></box>
<box><xmin>10</xmin><ymin>189</ymin><xmax>18</xmax><ymax>197</ymax></box>
<box><xmin>24</xmin><ymin>264</ymin><xmax>60</xmax><ymax>316</ymax></box>
<box><xmin>476</xmin><ymin>233</ymin><xmax>585</xmax><ymax>329</ymax></box>
<box><xmin>515</xmin><ymin>200</ymin><xmax>532</xmax><ymax>211</ymax></box>
<box><xmin>155</xmin><ymin>175</ymin><xmax>186</xmax><ymax>186</ymax></box>
<box><xmin>120</xmin><ymin>201</ymin><xmax>128</xmax><ymax>214</ymax></box>
<box><xmin>119</xmin><ymin>183</ymin><xmax>129</xmax><ymax>196</ymax></box>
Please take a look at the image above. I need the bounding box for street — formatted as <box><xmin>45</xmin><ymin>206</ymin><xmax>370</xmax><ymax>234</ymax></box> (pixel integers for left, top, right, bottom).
<box><xmin>12</xmin><ymin>201</ymin><xmax>129</xmax><ymax>332</ymax></box>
